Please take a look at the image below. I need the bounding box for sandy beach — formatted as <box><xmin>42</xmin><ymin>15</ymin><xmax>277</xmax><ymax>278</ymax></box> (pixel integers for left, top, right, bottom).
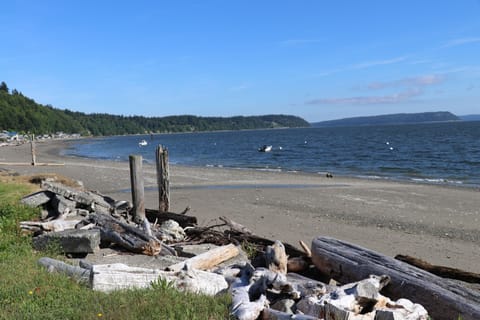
<box><xmin>1</xmin><ymin>140</ymin><xmax>479</xmax><ymax>274</ymax></box>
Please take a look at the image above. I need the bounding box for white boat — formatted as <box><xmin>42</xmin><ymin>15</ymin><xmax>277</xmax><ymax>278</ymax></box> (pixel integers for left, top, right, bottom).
<box><xmin>138</xmin><ymin>139</ymin><xmax>148</xmax><ymax>147</ymax></box>
<box><xmin>258</xmin><ymin>145</ymin><xmax>272</xmax><ymax>152</ymax></box>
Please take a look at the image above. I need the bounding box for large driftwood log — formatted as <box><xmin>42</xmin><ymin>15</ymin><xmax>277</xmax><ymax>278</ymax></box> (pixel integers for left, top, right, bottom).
<box><xmin>311</xmin><ymin>237</ymin><xmax>480</xmax><ymax>320</ymax></box>
<box><xmin>90</xmin><ymin>263</ymin><xmax>228</xmax><ymax>295</ymax></box>
<box><xmin>395</xmin><ymin>254</ymin><xmax>480</xmax><ymax>284</ymax></box>
<box><xmin>166</xmin><ymin>243</ymin><xmax>239</xmax><ymax>272</ymax></box>
<box><xmin>86</xmin><ymin>212</ymin><xmax>168</xmax><ymax>256</ymax></box>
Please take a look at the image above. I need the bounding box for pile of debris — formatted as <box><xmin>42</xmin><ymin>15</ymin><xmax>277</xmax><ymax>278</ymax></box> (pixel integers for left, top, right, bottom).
<box><xmin>19</xmin><ymin>180</ymin><xmax>480</xmax><ymax>320</ymax></box>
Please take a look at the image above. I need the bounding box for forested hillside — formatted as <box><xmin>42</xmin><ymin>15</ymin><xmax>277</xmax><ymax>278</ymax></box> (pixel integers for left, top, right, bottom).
<box><xmin>0</xmin><ymin>82</ymin><xmax>309</xmax><ymax>135</ymax></box>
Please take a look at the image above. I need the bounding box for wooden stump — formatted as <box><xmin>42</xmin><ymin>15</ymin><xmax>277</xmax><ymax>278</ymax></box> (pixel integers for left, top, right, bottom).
<box><xmin>155</xmin><ymin>145</ymin><xmax>170</xmax><ymax>212</ymax></box>
<box><xmin>129</xmin><ymin>155</ymin><xmax>145</xmax><ymax>223</ymax></box>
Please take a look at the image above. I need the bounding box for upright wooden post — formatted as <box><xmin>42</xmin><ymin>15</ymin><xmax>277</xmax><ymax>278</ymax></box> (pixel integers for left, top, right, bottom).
<box><xmin>129</xmin><ymin>155</ymin><xmax>145</xmax><ymax>223</ymax></box>
<box><xmin>156</xmin><ymin>145</ymin><xmax>170</xmax><ymax>212</ymax></box>
<box><xmin>30</xmin><ymin>134</ymin><xmax>36</xmax><ymax>166</ymax></box>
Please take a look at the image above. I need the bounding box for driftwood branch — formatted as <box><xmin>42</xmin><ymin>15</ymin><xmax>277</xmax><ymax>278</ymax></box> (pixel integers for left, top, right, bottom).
<box><xmin>219</xmin><ymin>216</ymin><xmax>253</xmax><ymax>234</ymax></box>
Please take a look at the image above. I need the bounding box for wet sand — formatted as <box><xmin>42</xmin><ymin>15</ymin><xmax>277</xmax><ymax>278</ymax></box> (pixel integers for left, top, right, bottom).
<box><xmin>1</xmin><ymin>140</ymin><xmax>479</xmax><ymax>273</ymax></box>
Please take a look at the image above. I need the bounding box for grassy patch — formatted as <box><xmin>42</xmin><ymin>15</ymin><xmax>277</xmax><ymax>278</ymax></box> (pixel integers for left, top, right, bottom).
<box><xmin>0</xmin><ymin>179</ymin><xmax>230</xmax><ymax>320</ymax></box>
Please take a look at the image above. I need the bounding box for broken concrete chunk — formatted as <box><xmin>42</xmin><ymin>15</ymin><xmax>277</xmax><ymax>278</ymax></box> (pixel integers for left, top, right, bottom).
<box><xmin>41</xmin><ymin>181</ymin><xmax>111</xmax><ymax>210</ymax></box>
<box><xmin>51</xmin><ymin>194</ymin><xmax>77</xmax><ymax>215</ymax></box>
<box><xmin>32</xmin><ymin>229</ymin><xmax>101</xmax><ymax>254</ymax></box>
<box><xmin>20</xmin><ymin>191</ymin><xmax>53</xmax><ymax>207</ymax></box>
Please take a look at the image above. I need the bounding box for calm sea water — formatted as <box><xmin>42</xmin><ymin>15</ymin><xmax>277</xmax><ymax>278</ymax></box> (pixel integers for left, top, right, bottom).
<box><xmin>62</xmin><ymin>121</ymin><xmax>480</xmax><ymax>187</ymax></box>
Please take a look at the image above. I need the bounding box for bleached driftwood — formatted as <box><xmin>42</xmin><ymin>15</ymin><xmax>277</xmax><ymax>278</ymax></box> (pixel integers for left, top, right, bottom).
<box><xmin>230</xmin><ymin>264</ymin><xmax>268</xmax><ymax>320</ymax></box>
<box><xmin>265</xmin><ymin>240</ymin><xmax>288</xmax><ymax>275</ymax></box>
<box><xmin>90</xmin><ymin>262</ymin><xmax>228</xmax><ymax>295</ymax></box>
<box><xmin>20</xmin><ymin>218</ymin><xmax>81</xmax><ymax>232</ymax></box>
<box><xmin>167</xmin><ymin>243</ymin><xmax>239</xmax><ymax>272</ymax></box>
<box><xmin>311</xmin><ymin>237</ymin><xmax>480</xmax><ymax>320</ymax></box>
<box><xmin>38</xmin><ymin>257</ymin><xmax>90</xmax><ymax>284</ymax></box>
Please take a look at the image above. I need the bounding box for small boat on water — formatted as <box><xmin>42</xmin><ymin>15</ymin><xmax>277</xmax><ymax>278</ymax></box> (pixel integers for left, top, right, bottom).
<box><xmin>138</xmin><ymin>139</ymin><xmax>148</xmax><ymax>147</ymax></box>
<box><xmin>258</xmin><ymin>145</ymin><xmax>272</xmax><ymax>152</ymax></box>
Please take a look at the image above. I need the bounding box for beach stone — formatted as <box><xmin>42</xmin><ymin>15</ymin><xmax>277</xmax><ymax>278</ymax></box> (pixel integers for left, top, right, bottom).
<box><xmin>33</xmin><ymin>229</ymin><xmax>101</xmax><ymax>254</ymax></box>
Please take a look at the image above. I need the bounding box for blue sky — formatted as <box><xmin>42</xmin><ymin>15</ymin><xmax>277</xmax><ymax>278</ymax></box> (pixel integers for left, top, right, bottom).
<box><xmin>1</xmin><ymin>1</ymin><xmax>479</xmax><ymax>122</ymax></box>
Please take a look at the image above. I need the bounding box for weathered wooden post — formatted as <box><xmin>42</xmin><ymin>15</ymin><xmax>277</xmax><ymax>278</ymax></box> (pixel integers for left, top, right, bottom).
<box><xmin>156</xmin><ymin>145</ymin><xmax>170</xmax><ymax>212</ymax></box>
<box><xmin>129</xmin><ymin>155</ymin><xmax>145</xmax><ymax>223</ymax></box>
<box><xmin>30</xmin><ymin>134</ymin><xmax>36</xmax><ymax>166</ymax></box>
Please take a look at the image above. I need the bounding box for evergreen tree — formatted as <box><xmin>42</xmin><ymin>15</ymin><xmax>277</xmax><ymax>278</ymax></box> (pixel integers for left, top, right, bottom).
<box><xmin>0</xmin><ymin>81</ymin><xmax>8</xmax><ymax>93</ymax></box>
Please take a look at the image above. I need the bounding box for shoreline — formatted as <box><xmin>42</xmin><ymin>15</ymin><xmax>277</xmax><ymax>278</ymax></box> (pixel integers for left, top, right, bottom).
<box><xmin>1</xmin><ymin>139</ymin><xmax>479</xmax><ymax>274</ymax></box>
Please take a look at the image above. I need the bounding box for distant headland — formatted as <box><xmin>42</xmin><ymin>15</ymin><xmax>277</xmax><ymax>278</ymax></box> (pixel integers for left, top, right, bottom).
<box><xmin>310</xmin><ymin>111</ymin><xmax>475</xmax><ymax>128</ymax></box>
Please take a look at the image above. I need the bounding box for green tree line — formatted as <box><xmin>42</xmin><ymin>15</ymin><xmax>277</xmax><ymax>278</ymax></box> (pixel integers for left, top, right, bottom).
<box><xmin>0</xmin><ymin>81</ymin><xmax>310</xmax><ymax>136</ymax></box>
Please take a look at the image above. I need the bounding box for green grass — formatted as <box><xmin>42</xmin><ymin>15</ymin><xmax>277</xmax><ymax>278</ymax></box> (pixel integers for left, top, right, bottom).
<box><xmin>0</xmin><ymin>179</ymin><xmax>231</xmax><ymax>320</ymax></box>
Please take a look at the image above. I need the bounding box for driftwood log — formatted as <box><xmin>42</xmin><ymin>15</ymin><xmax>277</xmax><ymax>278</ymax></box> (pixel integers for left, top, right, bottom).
<box><xmin>20</xmin><ymin>218</ymin><xmax>81</xmax><ymax>233</ymax></box>
<box><xmin>166</xmin><ymin>243</ymin><xmax>239</xmax><ymax>272</ymax></box>
<box><xmin>395</xmin><ymin>254</ymin><xmax>480</xmax><ymax>284</ymax></box>
<box><xmin>90</xmin><ymin>263</ymin><xmax>228</xmax><ymax>295</ymax></box>
<box><xmin>38</xmin><ymin>257</ymin><xmax>90</xmax><ymax>284</ymax></box>
<box><xmin>85</xmin><ymin>212</ymin><xmax>171</xmax><ymax>256</ymax></box>
<box><xmin>311</xmin><ymin>237</ymin><xmax>480</xmax><ymax>320</ymax></box>
<box><xmin>145</xmin><ymin>208</ymin><xmax>197</xmax><ymax>228</ymax></box>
